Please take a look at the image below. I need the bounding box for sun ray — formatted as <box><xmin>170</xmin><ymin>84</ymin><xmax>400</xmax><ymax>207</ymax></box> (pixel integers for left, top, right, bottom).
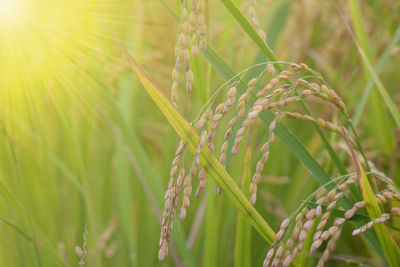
<box><xmin>0</xmin><ymin>0</ymin><xmax>145</xmax><ymax>134</ymax></box>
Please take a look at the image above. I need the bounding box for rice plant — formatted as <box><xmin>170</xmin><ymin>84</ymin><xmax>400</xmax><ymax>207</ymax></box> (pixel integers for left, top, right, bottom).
<box><xmin>0</xmin><ymin>0</ymin><xmax>399</xmax><ymax>266</ymax></box>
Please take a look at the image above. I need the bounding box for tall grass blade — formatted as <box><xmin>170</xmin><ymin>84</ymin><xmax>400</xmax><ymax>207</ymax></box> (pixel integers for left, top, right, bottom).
<box><xmin>202</xmin><ymin>44</ymin><xmax>385</xmax><ymax>259</ymax></box>
<box><xmin>352</xmin><ymin>25</ymin><xmax>400</xmax><ymax>126</ymax></box>
<box><xmin>204</xmin><ymin>185</ymin><xmax>217</xmax><ymax>267</ymax></box>
<box><xmin>115</xmin><ymin>39</ymin><xmax>276</xmax><ymax>245</ymax></box>
<box><xmin>344</xmin><ymin>129</ymin><xmax>400</xmax><ymax>266</ymax></box>
<box><xmin>215</xmin><ymin>1</ymin><xmax>347</xmax><ymax>176</ymax></box>
<box><xmin>234</xmin><ymin>146</ymin><xmax>252</xmax><ymax>267</ymax></box>
<box><xmin>342</xmin><ymin>3</ymin><xmax>400</xmax><ymax>130</ymax></box>
<box><xmin>202</xmin><ymin>46</ymin><xmax>332</xmax><ymax>189</ymax></box>
<box><xmin>219</xmin><ymin>0</ymin><xmax>278</xmax><ymax>64</ymax></box>
<box><xmin>347</xmin><ymin>0</ymin><xmax>392</xmax><ymax>152</ymax></box>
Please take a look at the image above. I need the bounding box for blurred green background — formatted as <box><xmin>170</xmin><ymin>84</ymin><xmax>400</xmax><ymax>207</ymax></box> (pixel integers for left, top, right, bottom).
<box><xmin>0</xmin><ymin>0</ymin><xmax>399</xmax><ymax>266</ymax></box>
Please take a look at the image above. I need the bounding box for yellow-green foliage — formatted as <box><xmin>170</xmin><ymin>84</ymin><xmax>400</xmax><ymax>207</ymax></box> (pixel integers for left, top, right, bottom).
<box><xmin>0</xmin><ymin>0</ymin><xmax>399</xmax><ymax>266</ymax></box>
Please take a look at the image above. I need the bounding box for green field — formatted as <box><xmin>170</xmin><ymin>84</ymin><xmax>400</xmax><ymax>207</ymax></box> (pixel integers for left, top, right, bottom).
<box><xmin>0</xmin><ymin>0</ymin><xmax>399</xmax><ymax>266</ymax></box>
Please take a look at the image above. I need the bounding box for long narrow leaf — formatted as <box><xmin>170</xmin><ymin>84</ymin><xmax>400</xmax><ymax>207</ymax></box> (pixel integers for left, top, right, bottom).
<box><xmin>202</xmin><ymin>44</ymin><xmax>384</xmax><ymax>257</ymax></box>
<box><xmin>234</xmin><ymin>146</ymin><xmax>252</xmax><ymax>267</ymax></box>
<box><xmin>115</xmin><ymin>39</ymin><xmax>276</xmax><ymax>245</ymax></box>
<box><xmin>215</xmin><ymin>1</ymin><xmax>348</xmax><ymax>176</ymax></box>
<box><xmin>219</xmin><ymin>0</ymin><xmax>278</xmax><ymax>65</ymax></box>
<box><xmin>203</xmin><ymin>46</ymin><xmax>333</xmax><ymax>189</ymax></box>
<box><xmin>160</xmin><ymin>1</ymin><xmax>343</xmax><ymax>187</ymax></box>
<box><xmin>344</xmin><ymin>128</ymin><xmax>400</xmax><ymax>266</ymax></box>
<box><xmin>352</xmin><ymin>23</ymin><xmax>400</xmax><ymax>126</ymax></box>
<box><xmin>347</xmin><ymin>0</ymin><xmax>392</xmax><ymax>153</ymax></box>
<box><xmin>342</xmin><ymin>4</ymin><xmax>400</xmax><ymax>130</ymax></box>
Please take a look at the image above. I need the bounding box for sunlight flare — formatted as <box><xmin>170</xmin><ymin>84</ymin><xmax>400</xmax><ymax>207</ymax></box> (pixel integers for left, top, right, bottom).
<box><xmin>0</xmin><ymin>0</ymin><xmax>26</xmax><ymax>26</ymax></box>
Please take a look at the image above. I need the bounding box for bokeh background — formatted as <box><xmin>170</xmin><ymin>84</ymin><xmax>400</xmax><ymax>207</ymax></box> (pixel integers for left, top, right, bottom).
<box><xmin>0</xmin><ymin>0</ymin><xmax>399</xmax><ymax>266</ymax></box>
